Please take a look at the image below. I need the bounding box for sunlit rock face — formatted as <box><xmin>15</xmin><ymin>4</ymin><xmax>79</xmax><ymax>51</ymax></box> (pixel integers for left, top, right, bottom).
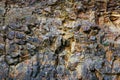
<box><xmin>0</xmin><ymin>0</ymin><xmax>120</xmax><ymax>80</ymax></box>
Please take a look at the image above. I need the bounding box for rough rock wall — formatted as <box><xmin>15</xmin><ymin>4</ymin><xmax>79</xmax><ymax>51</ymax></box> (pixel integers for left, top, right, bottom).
<box><xmin>0</xmin><ymin>0</ymin><xmax>120</xmax><ymax>80</ymax></box>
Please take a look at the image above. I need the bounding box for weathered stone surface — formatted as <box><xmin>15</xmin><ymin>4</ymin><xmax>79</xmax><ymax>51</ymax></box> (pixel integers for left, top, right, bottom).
<box><xmin>0</xmin><ymin>0</ymin><xmax>120</xmax><ymax>80</ymax></box>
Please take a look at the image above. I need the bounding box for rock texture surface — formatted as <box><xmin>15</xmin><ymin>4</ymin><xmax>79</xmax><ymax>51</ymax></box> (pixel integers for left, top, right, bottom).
<box><xmin>0</xmin><ymin>0</ymin><xmax>120</xmax><ymax>80</ymax></box>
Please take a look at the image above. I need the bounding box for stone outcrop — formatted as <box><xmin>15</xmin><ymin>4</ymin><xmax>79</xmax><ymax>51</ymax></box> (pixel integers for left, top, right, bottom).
<box><xmin>0</xmin><ymin>0</ymin><xmax>120</xmax><ymax>80</ymax></box>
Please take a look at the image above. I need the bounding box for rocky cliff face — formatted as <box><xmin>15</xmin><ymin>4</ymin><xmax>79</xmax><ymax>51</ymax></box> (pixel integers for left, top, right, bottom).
<box><xmin>0</xmin><ymin>0</ymin><xmax>120</xmax><ymax>80</ymax></box>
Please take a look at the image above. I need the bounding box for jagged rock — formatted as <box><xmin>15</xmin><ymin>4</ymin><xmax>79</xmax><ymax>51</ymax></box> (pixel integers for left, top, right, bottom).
<box><xmin>0</xmin><ymin>0</ymin><xmax>120</xmax><ymax>80</ymax></box>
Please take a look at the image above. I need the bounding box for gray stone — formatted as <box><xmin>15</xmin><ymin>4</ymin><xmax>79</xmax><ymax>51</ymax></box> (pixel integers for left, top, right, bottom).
<box><xmin>0</xmin><ymin>8</ymin><xmax>5</xmax><ymax>15</ymax></box>
<box><xmin>16</xmin><ymin>32</ymin><xmax>25</xmax><ymax>39</ymax></box>
<box><xmin>55</xmin><ymin>36</ymin><xmax>63</xmax><ymax>50</ymax></box>
<box><xmin>6</xmin><ymin>56</ymin><xmax>19</xmax><ymax>65</ymax></box>
<box><xmin>95</xmin><ymin>60</ymin><xmax>103</xmax><ymax>70</ymax></box>
<box><xmin>47</xmin><ymin>0</ymin><xmax>58</xmax><ymax>5</ymax></box>
<box><xmin>103</xmin><ymin>76</ymin><xmax>112</xmax><ymax>80</ymax></box>
<box><xmin>89</xmin><ymin>63</ymin><xmax>95</xmax><ymax>72</ymax></box>
<box><xmin>114</xmin><ymin>67</ymin><xmax>120</xmax><ymax>73</ymax></box>
<box><xmin>16</xmin><ymin>40</ymin><xmax>27</xmax><ymax>45</ymax></box>
<box><xmin>27</xmin><ymin>37</ymin><xmax>40</xmax><ymax>44</ymax></box>
<box><xmin>7</xmin><ymin>31</ymin><xmax>15</xmax><ymax>40</ymax></box>
<box><xmin>0</xmin><ymin>44</ymin><xmax>4</xmax><ymax>55</ymax></box>
<box><xmin>56</xmin><ymin>65</ymin><xmax>65</xmax><ymax>75</ymax></box>
<box><xmin>103</xmin><ymin>66</ymin><xmax>112</xmax><ymax>73</ymax></box>
<box><xmin>9</xmin><ymin>22</ymin><xmax>21</xmax><ymax>30</ymax></box>
<box><xmin>90</xmin><ymin>36</ymin><xmax>96</xmax><ymax>41</ymax></box>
